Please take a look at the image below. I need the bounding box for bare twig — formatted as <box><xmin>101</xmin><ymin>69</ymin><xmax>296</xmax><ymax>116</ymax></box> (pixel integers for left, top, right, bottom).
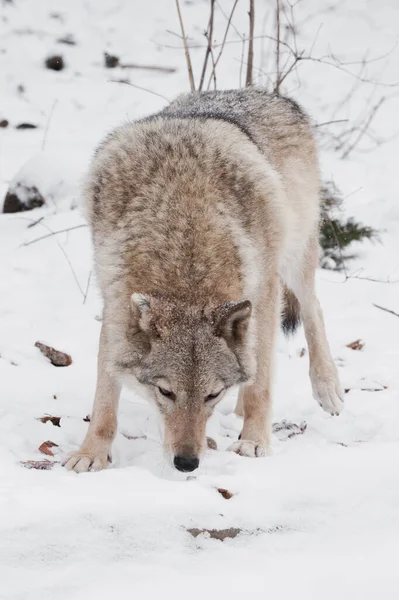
<box><xmin>315</xmin><ymin>119</ymin><xmax>349</xmax><ymax>127</ymax></box>
<box><xmin>83</xmin><ymin>270</ymin><xmax>92</xmax><ymax>305</ymax></box>
<box><xmin>108</xmin><ymin>79</ymin><xmax>169</xmax><ymax>102</ymax></box>
<box><xmin>175</xmin><ymin>0</ymin><xmax>195</xmax><ymax>91</ymax></box>
<box><xmin>373</xmin><ymin>303</ymin><xmax>399</xmax><ymax>317</ymax></box>
<box><xmin>199</xmin><ymin>0</ymin><xmax>215</xmax><ymax>91</ymax></box>
<box><xmin>239</xmin><ymin>34</ymin><xmax>246</xmax><ymax>88</ymax></box>
<box><xmin>27</xmin><ymin>216</ymin><xmax>45</xmax><ymax>229</ymax></box>
<box><xmin>341</xmin><ymin>97</ymin><xmax>386</xmax><ymax>158</ymax></box>
<box><xmin>245</xmin><ymin>0</ymin><xmax>255</xmax><ymax>87</ymax></box>
<box><xmin>42</xmin><ymin>99</ymin><xmax>58</xmax><ymax>151</ymax></box>
<box><xmin>22</xmin><ymin>224</ymin><xmax>87</xmax><ymax>247</ymax></box>
<box><xmin>275</xmin><ymin>0</ymin><xmax>281</xmax><ymax>93</ymax></box>
<box><xmin>119</xmin><ymin>63</ymin><xmax>176</xmax><ymax>73</ymax></box>
<box><xmin>207</xmin><ymin>0</ymin><xmax>239</xmax><ymax>90</ymax></box>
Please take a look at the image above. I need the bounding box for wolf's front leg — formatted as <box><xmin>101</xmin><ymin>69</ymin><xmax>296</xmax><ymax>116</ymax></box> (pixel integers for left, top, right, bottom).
<box><xmin>64</xmin><ymin>326</ymin><xmax>121</xmax><ymax>473</ymax></box>
<box><xmin>230</xmin><ymin>276</ymin><xmax>280</xmax><ymax>458</ymax></box>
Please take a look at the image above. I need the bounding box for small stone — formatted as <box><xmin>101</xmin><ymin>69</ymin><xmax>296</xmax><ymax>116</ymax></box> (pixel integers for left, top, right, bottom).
<box><xmin>104</xmin><ymin>53</ymin><xmax>119</xmax><ymax>68</ymax></box>
<box><xmin>45</xmin><ymin>55</ymin><xmax>64</xmax><ymax>71</ymax></box>
<box><xmin>0</xmin><ymin>119</ymin><xmax>8</xmax><ymax>128</ymax></box>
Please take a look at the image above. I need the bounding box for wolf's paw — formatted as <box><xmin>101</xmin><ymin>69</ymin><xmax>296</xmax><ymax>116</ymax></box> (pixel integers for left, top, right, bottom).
<box><xmin>312</xmin><ymin>376</ymin><xmax>344</xmax><ymax>416</ymax></box>
<box><xmin>63</xmin><ymin>447</ymin><xmax>111</xmax><ymax>473</ymax></box>
<box><xmin>229</xmin><ymin>440</ymin><xmax>267</xmax><ymax>458</ymax></box>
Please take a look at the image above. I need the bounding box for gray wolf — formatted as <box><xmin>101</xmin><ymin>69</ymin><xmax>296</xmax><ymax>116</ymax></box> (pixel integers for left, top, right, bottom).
<box><xmin>64</xmin><ymin>88</ymin><xmax>343</xmax><ymax>474</ymax></box>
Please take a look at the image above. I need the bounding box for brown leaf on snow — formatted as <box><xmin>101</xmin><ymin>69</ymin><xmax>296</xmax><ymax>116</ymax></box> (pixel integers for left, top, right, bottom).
<box><xmin>38</xmin><ymin>415</ymin><xmax>61</xmax><ymax>427</ymax></box>
<box><xmin>206</xmin><ymin>436</ymin><xmax>217</xmax><ymax>450</ymax></box>
<box><xmin>217</xmin><ymin>488</ymin><xmax>233</xmax><ymax>500</ymax></box>
<box><xmin>346</xmin><ymin>339</ymin><xmax>365</xmax><ymax>351</ymax></box>
<box><xmin>21</xmin><ymin>460</ymin><xmax>58</xmax><ymax>470</ymax></box>
<box><xmin>272</xmin><ymin>420</ymin><xmax>307</xmax><ymax>439</ymax></box>
<box><xmin>188</xmin><ymin>527</ymin><xmax>242</xmax><ymax>541</ymax></box>
<box><xmin>35</xmin><ymin>342</ymin><xmax>72</xmax><ymax>367</ymax></box>
<box><xmin>38</xmin><ymin>440</ymin><xmax>59</xmax><ymax>456</ymax></box>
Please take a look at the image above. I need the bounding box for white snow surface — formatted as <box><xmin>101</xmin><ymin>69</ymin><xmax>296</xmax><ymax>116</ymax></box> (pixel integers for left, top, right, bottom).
<box><xmin>1</xmin><ymin>1</ymin><xmax>399</xmax><ymax>598</ymax></box>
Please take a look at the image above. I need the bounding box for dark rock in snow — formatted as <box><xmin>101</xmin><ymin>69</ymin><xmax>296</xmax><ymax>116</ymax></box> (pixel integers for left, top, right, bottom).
<box><xmin>15</xmin><ymin>122</ymin><xmax>38</xmax><ymax>130</ymax></box>
<box><xmin>0</xmin><ymin>119</ymin><xmax>8</xmax><ymax>128</ymax></box>
<box><xmin>45</xmin><ymin>55</ymin><xmax>65</xmax><ymax>71</ymax></box>
<box><xmin>104</xmin><ymin>52</ymin><xmax>119</xmax><ymax>68</ymax></box>
<box><xmin>3</xmin><ymin>184</ymin><xmax>45</xmax><ymax>213</ymax></box>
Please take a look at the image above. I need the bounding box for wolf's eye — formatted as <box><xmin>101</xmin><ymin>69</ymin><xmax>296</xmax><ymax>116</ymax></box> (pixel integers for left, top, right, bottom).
<box><xmin>157</xmin><ymin>386</ymin><xmax>176</xmax><ymax>401</ymax></box>
<box><xmin>205</xmin><ymin>390</ymin><xmax>223</xmax><ymax>402</ymax></box>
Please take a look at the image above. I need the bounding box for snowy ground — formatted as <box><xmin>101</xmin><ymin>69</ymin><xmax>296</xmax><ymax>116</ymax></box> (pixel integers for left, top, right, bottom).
<box><xmin>1</xmin><ymin>1</ymin><xmax>399</xmax><ymax>598</ymax></box>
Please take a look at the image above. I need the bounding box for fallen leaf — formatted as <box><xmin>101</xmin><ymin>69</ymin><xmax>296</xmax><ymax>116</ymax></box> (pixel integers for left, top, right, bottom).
<box><xmin>206</xmin><ymin>436</ymin><xmax>217</xmax><ymax>450</ymax></box>
<box><xmin>21</xmin><ymin>460</ymin><xmax>58</xmax><ymax>470</ymax></box>
<box><xmin>346</xmin><ymin>339</ymin><xmax>365</xmax><ymax>351</ymax></box>
<box><xmin>38</xmin><ymin>440</ymin><xmax>59</xmax><ymax>456</ymax></box>
<box><xmin>187</xmin><ymin>527</ymin><xmax>242</xmax><ymax>541</ymax></box>
<box><xmin>217</xmin><ymin>488</ymin><xmax>233</xmax><ymax>500</ymax></box>
<box><xmin>273</xmin><ymin>420</ymin><xmax>307</xmax><ymax>439</ymax></box>
<box><xmin>38</xmin><ymin>415</ymin><xmax>61</xmax><ymax>427</ymax></box>
<box><xmin>35</xmin><ymin>341</ymin><xmax>72</xmax><ymax>367</ymax></box>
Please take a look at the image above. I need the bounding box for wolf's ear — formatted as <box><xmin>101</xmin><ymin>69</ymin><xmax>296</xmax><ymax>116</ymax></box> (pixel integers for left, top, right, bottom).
<box><xmin>213</xmin><ymin>300</ymin><xmax>252</xmax><ymax>345</ymax></box>
<box><xmin>131</xmin><ymin>293</ymin><xmax>151</xmax><ymax>329</ymax></box>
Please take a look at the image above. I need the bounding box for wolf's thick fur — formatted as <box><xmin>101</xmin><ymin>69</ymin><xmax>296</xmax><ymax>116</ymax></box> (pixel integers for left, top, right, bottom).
<box><xmin>65</xmin><ymin>89</ymin><xmax>343</xmax><ymax>474</ymax></box>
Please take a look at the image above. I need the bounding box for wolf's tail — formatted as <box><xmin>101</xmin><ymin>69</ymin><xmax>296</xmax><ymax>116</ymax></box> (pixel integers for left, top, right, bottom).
<box><xmin>281</xmin><ymin>285</ymin><xmax>301</xmax><ymax>335</ymax></box>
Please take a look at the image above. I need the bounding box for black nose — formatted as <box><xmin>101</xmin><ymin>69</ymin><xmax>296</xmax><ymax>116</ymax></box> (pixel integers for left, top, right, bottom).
<box><xmin>174</xmin><ymin>455</ymin><xmax>199</xmax><ymax>472</ymax></box>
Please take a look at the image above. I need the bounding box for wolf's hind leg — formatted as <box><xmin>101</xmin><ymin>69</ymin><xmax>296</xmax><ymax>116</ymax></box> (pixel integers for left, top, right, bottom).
<box><xmin>64</xmin><ymin>325</ymin><xmax>121</xmax><ymax>473</ymax></box>
<box><xmin>230</xmin><ymin>274</ymin><xmax>280</xmax><ymax>458</ymax></box>
<box><xmin>287</xmin><ymin>239</ymin><xmax>343</xmax><ymax>415</ymax></box>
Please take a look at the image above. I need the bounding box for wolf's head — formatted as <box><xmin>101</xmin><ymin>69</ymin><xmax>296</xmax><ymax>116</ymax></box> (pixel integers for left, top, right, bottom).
<box><xmin>123</xmin><ymin>293</ymin><xmax>255</xmax><ymax>472</ymax></box>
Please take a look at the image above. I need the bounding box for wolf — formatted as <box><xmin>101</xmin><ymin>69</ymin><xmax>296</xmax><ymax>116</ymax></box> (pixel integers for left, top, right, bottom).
<box><xmin>64</xmin><ymin>88</ymin><xmax>343</xmax><ymax>474</ymax></box>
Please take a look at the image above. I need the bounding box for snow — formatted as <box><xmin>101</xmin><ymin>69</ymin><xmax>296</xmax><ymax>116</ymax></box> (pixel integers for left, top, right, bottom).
<box><xmin>1</xmin><ymin>1</ymin><xmax>399</xmax><ymax>598</ymax></box>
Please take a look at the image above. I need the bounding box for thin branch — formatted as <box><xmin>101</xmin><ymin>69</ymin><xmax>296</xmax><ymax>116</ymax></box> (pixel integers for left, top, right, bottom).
<box><xmin>175</xmin><ymin>0</ymin><xmax>195</xmax><ymax>91</ymax></box>
<box><xmin>83</xmin><ymin>270</ymin><xmax>92</xmax><ymax>305</ymax></box>
<box><xmin>22</xmin><ymin>224</ymin><xmax>87</xmax><ymax>247</ymax></box>
<box><xmin>275</xmin><ymin>0</ymin><xmax>281</xmax><ymax>93</ymax></box>
<box><xmin>119</xmin><ymin>63</ymin><xmax>176</xmax><ymax>73</ymax></box>
<box><xmin>42</xmin><ymin>99</ymin><xmax>58</xmax><ymax>151</ymax></box>
<box><xmin>341</xmin><ymin>97</ymin><xmax>385</xmax><ymax>158</ymax></box>
<box><xmin>27</xmin><ymin>216</ymin><xmax>45</xmax><ymax>229</ymax></box>
<box><xmin>373</xmin><ymin>303</ymin><xmax>399</xmax><ymax>317</ymax></box>
<box><xmin>207</xmin><ymin>0</ymin><xmax>239</xmax><ymax>90</ymax></box>
<box><xmin>198</xmin><ymin>0</ymin><xmax>215</xmax><ymax>91</ymax></box>
<box><xmin>239</xmin><ymin>33</ymin><xmax>246</xmax><ymax>88</ymax></box>
<box><xmin>245</xmin><ymin>0</ymin><xmax>255</xmax><ymax>87</ymax></box>
<box><xmin>315</xmin><ymin>119</ymin><xmax>349</xmax><ymax>127</ymax></box>
<box><xmin>108</xmin><ymin>79</ymin><xmax>169</xmax><ymax>102</ymax></box>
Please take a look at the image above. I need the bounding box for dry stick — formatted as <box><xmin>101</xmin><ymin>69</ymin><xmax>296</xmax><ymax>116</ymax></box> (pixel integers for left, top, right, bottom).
<box><xmin>198</xmin><ymin>0</ymin><xmax>215</xmax><ymax>91</ymax></box>
<box><xmin>373</xmin><ymin>303</ymin><xmax>399</xmax><ymax>317</ymax></box>
<box><xmin>119</xmin><ymin>63</ymin><xmax>176</xmax><ymax>73</ymax></box>
<box><xmin>245</xmin><ymin>0</ymin><xmax>255</xmax><ymax>87</ymax></box>
<box><xmin>83</xmin><ymin>270</ymin><xmax>92</xmax><ymax>305</ymax></box>
<box><xmin>341</xmin><ymin>97</ymin><xmax>386</xmax><ymax>159</ymax></box>
<box><xmin>20</xmin><ymin>217</ymin><xmax>86</xmax><ymax>299</ymax></box>
<box><xmin>23</xmin><ymin>224</ymin><xmax>87</xmax><ymax>247</ymax></box>
<box><xmin>207</xmin><ymin>0</ymin><xmax>240</xmax><ymax>91</ymax></box>
<box><xmin>175</xmin><ymin>0</ymin><xmax>195</xmax><ymax>91</ymax></box>
<box><xmin>42</xmin><ymin>99</ymin><xmax>58</xmax><ymax>152</ymax></box>
<box><xmin>316</xmin><ymin>119</ymin><xmax>349</xmax><ymax>127</ymax></box>
<box><xmin>239</xmin><ymin>33</ymin><xmax>246</xmax><ymax>88</ymax></box>
<box><xmin>275</xmin><ymin>0</ymin><xmax>281</xmax><ymax>93</ymax></box>
<box><xmin>108</xmin><ymin>79</ymin><xmax>169</xmax><ymax>102</ymax></box>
